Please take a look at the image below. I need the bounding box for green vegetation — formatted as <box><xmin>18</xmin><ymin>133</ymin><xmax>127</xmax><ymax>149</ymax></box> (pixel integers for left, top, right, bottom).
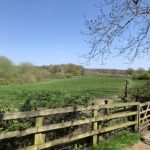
<box><xmin>0</xmin><ymin>76</ymin><xmax>126</xmax><ymax>109</ymax></box>
<box><xmin>89</xmin><ymin>131</ymin><xmax>141</xmax><ymax>150</ymax></box>
<box><xmin>132</xmin><ymin>73</ymin><xmax>150</xmax><ymax>80</ymax></box>
<box><xmin>0</xmin><ymin>56</ymin><xmax>147</xmax><ymax>110</ymax></box>
<box><xmin>0</xmin><ymin>56</ymin><xmax>85</xmax><ymax>84</ymax></box>
<box><xmin>129</xmin><ymin>81</ymin><xmax>150</xmax><ymax>102</ymax></box>
<box><xmin>0</xmin><ymin>56</ymin><xmax>149</xmax><ymax>85</ymax></box>
<box><xmin>0</xmin><ymin>76</ymin><xmax>146</xmax><ymax>110</ymax></box>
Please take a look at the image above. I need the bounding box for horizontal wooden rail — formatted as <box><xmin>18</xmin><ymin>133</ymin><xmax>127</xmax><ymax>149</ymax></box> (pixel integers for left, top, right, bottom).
<box><xmin>140</xmin><ymin>102</ymin><xmax>150</xmax><ymax>107</ymax></box>
<box><xmin>0</xmin><ymin>106</ymin><xmax>95</xmax><ymax>121</ymax></box>
<box><xmin>103</xmin><ymin>102</ymin><xmax>140</xmax><ymax>108</ymax></box>
<box><xmin>0</xmin><ymin>102</ymin><xmax>139</xmax><ymax>121</ymax></box>
<box><xmin>18</xmin><ymin>121</ymin><xmax>137</xmax><ymax>150</ymax></box>
<box><xmin>100</xmin><ymin>121</ymin><xmax>137</xmax><ymax>133</ymax></box>
<box><xmin>0</xmin><ymin>111</ymin><xmax>137</xmax><ymax>140</ymax></box>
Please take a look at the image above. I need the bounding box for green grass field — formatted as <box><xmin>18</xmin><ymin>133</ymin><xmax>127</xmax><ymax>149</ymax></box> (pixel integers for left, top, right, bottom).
<box><xmin>0</xmin><ymin>76</ymin><xmax>146</xmax><ymax>109</ymax></box>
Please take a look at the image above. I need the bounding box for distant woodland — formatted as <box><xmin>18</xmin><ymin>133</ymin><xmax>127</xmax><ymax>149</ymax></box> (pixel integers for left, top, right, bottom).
<box><xmin>0</xmin><ymin>56</ymin><xmax>149</xmax><ymax>84</ymax></box>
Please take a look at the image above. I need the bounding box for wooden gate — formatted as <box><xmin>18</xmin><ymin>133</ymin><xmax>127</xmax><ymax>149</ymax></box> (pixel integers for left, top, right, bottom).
<box><xmin>139</xmin><ymin>102</ymin><xmax>150</xmax><ymax>132</ymax></box>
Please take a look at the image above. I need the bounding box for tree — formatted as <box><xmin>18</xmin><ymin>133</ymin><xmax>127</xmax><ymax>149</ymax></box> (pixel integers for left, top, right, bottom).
<box><xmin>0</xmin><ymin>56</ymin><xmax>16</xmax><ymax>79</ymax></box>
<box><xmin>67</xmin><ymin>64</ymin><xmax>84</xmax><ymax>76</ymax></box>
<box><xmin>50</xmin><ymin>65</ymin><xmax>62</xmax><ymax>74</ymax></box>
<box><xmin>83</xmin><ymin>0</ymin><xmax>150</xmax><ymax>63</ymax></box>
<box><xmin>126</xmin><ymin>68</ymin><xmax>134</xmax><ymax>75</ymax></box>
<box><xmin>19</xmin><ymin>62</ymin><xmax>34</xmax><ymax>73</ymax></box>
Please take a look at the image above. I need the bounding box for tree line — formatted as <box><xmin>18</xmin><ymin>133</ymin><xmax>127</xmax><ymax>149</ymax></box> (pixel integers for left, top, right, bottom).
<box><xmin>0</xmin><ymin>56</ymin><xmax>84</xmax><ymax>84</ymax></box>
<box><xmin>0</xmin><ymin>56</ymin><xmax>149</xmax><ymax>85</ymax></box>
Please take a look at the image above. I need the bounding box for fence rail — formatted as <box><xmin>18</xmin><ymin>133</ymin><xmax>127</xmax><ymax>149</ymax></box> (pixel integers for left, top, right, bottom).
<box><xmin>0</xmin><ymin>102</ymin><xmax>139</xmax><ymax>121</ymax></box>
<box><xmin>0</xmin><ymin>101</ymin><xmax>150</xmax><ymax>150</ymax></box>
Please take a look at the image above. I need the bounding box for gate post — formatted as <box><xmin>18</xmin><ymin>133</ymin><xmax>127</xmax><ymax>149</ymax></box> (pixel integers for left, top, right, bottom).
<box><xmin>134</xmin><ymin>103</ymin><xmax>140</xmax><ymax>132</ymax></box>
<box><xmin>124</xmin><ymin>80</ymin><xmax>129</xmax><ymax>102</ymax></box>
<box><xmin>137</xmin><ymin>103</ymin><xmax>140</xmax><ymax>131</ymax></box>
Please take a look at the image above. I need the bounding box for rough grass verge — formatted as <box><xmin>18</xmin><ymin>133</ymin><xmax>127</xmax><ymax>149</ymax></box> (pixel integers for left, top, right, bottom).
<box><xmin>89</xmin><ymin>131</ymin><xmax>141</xmax><ymax>150</ymax></box>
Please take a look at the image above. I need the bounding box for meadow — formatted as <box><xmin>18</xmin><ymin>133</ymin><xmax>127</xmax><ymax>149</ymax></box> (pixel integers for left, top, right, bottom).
<box><xmin>0</xmin><ymin>76</ymin><xmax>147</xmax><ymax>150</ymax></box>
<box><xmin>0</xmin><ymin>76</ymin><xmax>146</xmax><ymax>110</ymax></box>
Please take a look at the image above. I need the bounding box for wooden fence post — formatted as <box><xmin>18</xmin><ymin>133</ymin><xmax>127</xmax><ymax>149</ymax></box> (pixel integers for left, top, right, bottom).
<box><xmin>131</xmin><ymin>104</ymin><xmax>140</xmax><ymax>132</ymax></box>
<box><xmin>98</xmin><ymin>100</ymin><xmax>109</xmax><ymax>142</ymax></box>
<box><xmin>98</xmin><ymin>121</ymin><xmax>104</xmax><ymax>142</ymax></box>
<box><xmin>34</xmin><ymin>108</ymin><xmax>45</xmax><ymax>146</ymax></box>
<box><xmin>105</xmin><ymin>100</ymin><xmax>110</xmax><ymax>115</ymax></box>
<box><xmin>124</xmin><ymin>80</ymin><xmax>129</xmax><ymax>103</ymax></box>
<box><xmin>93</xmin><ymin>108</ymin><xmax>98</xmax><ymax>145</ymax></box>
<box><xmin>138</xmin><ymin>104</ymin><xmax>141</xmax><ymax>132</ymax></box>
<box><xmin>137</xmin><ymin>104</ymin><xmax>140</xmax><ymax>132</ymax></box>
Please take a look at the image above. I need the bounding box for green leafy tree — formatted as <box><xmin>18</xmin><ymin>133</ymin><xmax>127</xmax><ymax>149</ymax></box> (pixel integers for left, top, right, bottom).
<box><xmin>126</xmin><ymin>68</ymin><xmax>134</xmax><ymax>75</ymax></box>
<box><xmin>0</xmin><ymin>56</ymin><xmax>16</xmax><ymax>83</ymax></box>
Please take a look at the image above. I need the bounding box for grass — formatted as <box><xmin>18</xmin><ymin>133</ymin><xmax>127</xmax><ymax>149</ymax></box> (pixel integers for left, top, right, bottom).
<box><xmin>0</xmin><ymin>76</ymin><xmax>146</xmax><ymax>109</ymax></box>
<box><xmin>89</xmin><ymin>131</ymin><xmax>141</xmax><ymax>150</ymax></box>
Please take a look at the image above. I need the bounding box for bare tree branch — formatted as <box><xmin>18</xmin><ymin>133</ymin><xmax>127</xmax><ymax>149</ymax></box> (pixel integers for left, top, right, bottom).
<box><xmin>83</xmin><ymin>0</ymin><xmax>150</xmax><ymax>63</ymax></box>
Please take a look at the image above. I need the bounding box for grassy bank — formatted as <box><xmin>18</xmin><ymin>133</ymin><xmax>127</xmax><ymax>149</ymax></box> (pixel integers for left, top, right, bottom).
<box><xmin>89</xmin><ymin>131</ymin><xmax>141</xmax><ymax>150</ymax></box>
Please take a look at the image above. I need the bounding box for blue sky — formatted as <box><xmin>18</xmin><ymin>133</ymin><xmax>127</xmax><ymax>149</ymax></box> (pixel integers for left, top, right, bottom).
<box><xmin>0</xmin><ymin>0</ymin><xmax>149</xmax><ymax>70</ymax></box>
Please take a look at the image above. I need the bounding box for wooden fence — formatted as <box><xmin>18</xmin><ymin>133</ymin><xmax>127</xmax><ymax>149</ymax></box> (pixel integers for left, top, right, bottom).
<box><xmin>0</xmin><ymin>102</ymin><xmax>150</xmax><ymax>150</ymax></box>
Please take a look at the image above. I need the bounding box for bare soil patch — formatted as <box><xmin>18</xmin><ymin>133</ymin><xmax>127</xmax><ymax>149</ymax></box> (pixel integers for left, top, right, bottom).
<box><xmin>125</xmin><ymin>131</ymin><xmax>150</xmax><ymax>150</ymax></box>
<box><xmin>125</xmin><ymin>141</ymin><xmax>150</xmax><ymax>150</ymax></box>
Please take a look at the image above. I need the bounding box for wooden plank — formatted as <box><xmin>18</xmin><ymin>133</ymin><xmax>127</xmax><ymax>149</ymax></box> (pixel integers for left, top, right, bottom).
<box><xmin>0</xmin><ymin>128</ymin><xmax>37</xmax><ymax>140</ymax></box>
<box><xmin>38</xmin><ymin>111</ymin><xmax>137</xmax><ymax>132</ymax></box>
<box><xmin>34</xmin><ymin>116</ymin><xmax>45</xmax><ymax>145</ymax></box>
<box><xmin>0</xmin><ymin>111</ymin><xmax>137</xmax><ymax>140</ymax></box>
<box><xmin>18</xmin><ymin>146</ymin><xmax>37</xmax><ymax>150</ymax></box>
<box><xmin>0</xmin><ymin>106</ymin><xmax>95</xmax><ymax>121</ymax></box>
<box><xmin>0</xmin><ymin>111</ymin><xmax>39</xmax><ymax>121</ymax></box>
<box><xmin>140</xmin><ymin>105</ymin><xmax>150</xmax><ymax>127</ymax></box>
<box><xmin>100</xmin><ymin>121</ymin><xmax>137</xmax><ymax>133</ymax></box>
<box><xmin>0</xmin><ymin>131</ymin><xmax>22</xmax><ymax>140</ymax></box>
<box><xmin>18</xmin><ymin>121</ymin><xmax>137</xmax><ymax>150</ymax></box>
<box><xmin>93</xmin><ymin>108</ymin><xmax>98</xmax><ymax>145</ymax></box>
<box><xmin>138</xmin><ymin>104</ymin><xmax>140</xmax><ymax>130</ymax></box>
<box><xmin>134</xmin><ymin>104</ymin><xmax>138</xmax><ymax>131</ymax></box>
<box><xmin>104</xmin><ymin>102</ymin><xmax>140</xmax><ymax>108</ymax></box>
<box><xmin>140</xmin><ymin>102</ymin><xmax>150</xmax><ymax>107</ymax></box>
<box><xmin>18</xmin><ymin>130</ymin><xmax>97</xmax><ymax>150</ymax></box>
<box><xmin>1</xmin><ymin>102</ymin><xmax>140</xmax><ymax>121</ymax></box>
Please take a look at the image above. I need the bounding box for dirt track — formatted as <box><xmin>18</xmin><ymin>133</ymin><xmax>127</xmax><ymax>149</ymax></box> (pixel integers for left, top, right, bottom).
<box><xmin>125</xmin><ymin>131</ymin><xmax>150</xmax><ymax>150</ymax></box>
<box><xmin>125</xmin><ymin>141</ymin><xmax>150</xmax><ymax>150</ymax></box>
